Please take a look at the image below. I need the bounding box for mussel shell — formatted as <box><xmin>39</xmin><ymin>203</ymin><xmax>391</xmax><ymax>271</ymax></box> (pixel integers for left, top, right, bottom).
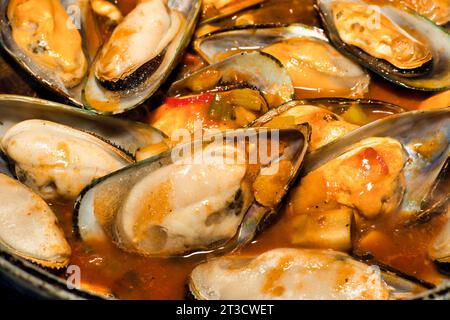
<box><xmin>168</xmin><ymin>51</ymin><xmax>294</xmax><ymax>108</ymax></box>
<box><xmin>303</xmin><ymin>108</ymin><xmax>450</xmax><ymax>217</ymax></box>
<box><xmin>417</xmin><ymin>158</ymin><xmax>449</xmax><ymax>221</ymax></box>
<box><xmin>0</xmin><ymin>0</ymin><xmax>90</xmax><ymax>107</ymax></box>
<box><xmin>194</xmin><ymin>23</ymin><xmax>328</xmax><ymax>64</ymax></box>
<box><xmin>82</xmin><ymin>0</ymin><xmax>202</xmax><ymax>114</ymax></box>
<box><xmin>188</xmin><ymin>248</ymin><xmax>429</xmax><ymax>300</ymax></box>
<box><xmin>194</xmin><ymin>24</ymin><xmax>371</xmax><ymax>99</ymax></box>
<box><xmin>249</xmin><ymin>98</ymin><xmax>405</xmax><ymax>127</ymax></box>
<box><xmin>316</xmin><ymin>0</ymin><xmax>450</xmax><ymax>91</ymax></box>
<box><xmin>0</xmin><ymin>94</ymin><xmax>166</xmax><ymax>156</ymax></box>
<box><xmin>0</xmin><ymin>173</ymin><xmax>71</xmax><ymax>268</ymax></box>
<box><xmin>74</xmin><ymin>127</ymin><xmax>309</xmax><ymax>257</ymax></box>
<box><xmin>196</xmin><ymin>0</ymin><xmax>321</xmax><ymax>38</ymax></box>
<box><xmin>1</xmin><ymin>119</ymin><xmax>135</xmax><ymax>202</ymax></box>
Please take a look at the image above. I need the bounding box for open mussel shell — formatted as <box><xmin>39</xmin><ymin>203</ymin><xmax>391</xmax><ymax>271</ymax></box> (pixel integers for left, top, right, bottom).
<box><xmin>194</xmin><ymin>23</ymin><xmax>328</xmax><ymax>64</ymax></box>
<box><xmin>249</xmin><ymin>98</ymin><xmax>405</xmax><ymax>127</ymax></box>
<box><xmin>201</xmin><ymin>0</ymin><xmax>265</xmax><ymax>25</ymax></box>
<box><xmin>0</xmin><ymin>95</ymin><xmax>166</xmax><ymax>156</ymax></box>
<box><xmin>169</xmin><ymin>51</ymin><xmax>294</xmax><ymax>108</ymax></box>
<box><xmin>0</xmin><ymin>0</ymin><xmax>91</xmax><ymax>107</ymax></box>
<box><xmin>82</xmin><ymin>0</ymin><xmax>202</xmax><ymax>115</ymax></box>
<box><xmin>316</xmin><ymin>0</ymin><xmax>450</xmax><ymax>91</ymax></box>
<box><xmin>1</xmin><ymin>119</ymin><xmax>135</xmax><ymax>202</ymax></box>
<box><xmin>75</xmin><ymin>127</ymin><xmax>310</xmax><ymax>257</ymax></box>
<box><xmin>188</xmin><ymin>248</ymin><xmax>429</xmax><ymax>300</ymax></box>
<box><xmin>194</xmin><ymin>23</ymin><xmax>370</xmax><ymax>99</ymax></box>
<box><xmin>303</xmin><ymin>108</ymin><xmax>450</xmax><ymax>219</ymax></box>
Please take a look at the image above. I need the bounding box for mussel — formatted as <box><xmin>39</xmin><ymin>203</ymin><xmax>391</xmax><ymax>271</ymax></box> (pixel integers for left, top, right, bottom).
<box><xmin>83</xmin><ymin>0</ymin><xmax>202</xmax><ymax>114</ymax></box>
<box><xmin>0</xmin><ymin>0</ymin><xmax>90</xmax><ymax>106</ymax></box>
<box><xmin>194</xmin><ymin>24</ymin><xmax>370</xmax><ymax>98</ymax></box>
<box><xmin>169</xmin><ymin>51</ymin><xmax>294</xmax><ymax>108</ymax></box>
<box><xmin>1</xmin><ymin>0</ymin><xmax>202</xmax><ymax>113</ymax></box>
<box><xmin>429</xmin><ymin>208</ymin><xmax>450</xmax><ymax>267</ymax></box>
<box><xmin>188</xmin><ymin>248</ymin><xmax>427</xmax><ymax>299</ymax></box>
<box><xmin>288</xmin><ymin>109</ymin><xmax>449</xmax><ymax>251</ymax></box>
<box><xmin>1</xmin><ymin>119</ymin><xmax>133</xmax><ymax>201</ymax></box>
<box><xmin>0</xmin><ymin>95</ymin><xmax>167</xmax><ymax>156</ymax></box>
<box><xmin>316</xmin><ymin>0</ymin><xmax>450</xmax><ymax>91</ymax></box>
<box><xmin>0</xmin><ymin>95</ymin><xmax>168</xmax><ymax>201</ymax></box>
<box><xmin>75</xmin><ymin>127</ymin><xmax>309</xmax><ymax>256</ymax></box>
<box><xmin>331</xmin><ymin>1</ymin><xmax>432</xmax><ymax>74</ymax></box>
<box><xmin>0</xmin><ymin>173</ymin><xmax>71</xmax><ymax>268</ymax></box>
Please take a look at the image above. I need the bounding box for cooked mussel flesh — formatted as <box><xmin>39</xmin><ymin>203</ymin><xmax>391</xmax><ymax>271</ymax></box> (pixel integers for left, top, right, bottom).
<box><xmin>83</xmin><ymin>0</ymin><xmax>202</xmax><ymax>114</ymax></box>
<box><xmin>317</xmin><ymin>0</ymin><xmax>450</xmax><ymax>91</ymax></box>
<box><xmin>0</xmin><ymin>173</ymin><xmax>71</xmax><ymax>268</ymax></box>
<box><xmin>188</xmin><ymin>248</ymin><xmax>427</xmax><ymax>299</ymax></box>
<box><xmin>5</xmin><ymin>0</ymin><xmax>88</xmax><ymax>88</ymax></box>
<box><xmin>75</xmin><ymin>127</ymin><xmax>309</xmax><ymax>256</ymax></box>
<box><xmin>331</xmin><ymin>1</ymin><xmax>432</xmax><ymax>73</ymax></box>
<box><xmin>1</xmin><ymin>119</ymin><xmax>133</xmax><ymax>201</ymax></box>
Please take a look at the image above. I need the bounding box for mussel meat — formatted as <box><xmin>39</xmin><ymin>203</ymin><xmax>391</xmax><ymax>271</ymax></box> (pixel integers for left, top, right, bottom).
<box><xmin>1</xmin><ymin>119</ymin><xmax>133</xmax><ymax>201</ymax></box>
<box><xmin>83</xmin><ymin>0</ymin><xmax>202</xmax><ymax>114</ymax></box>
<box><xmin>0</xmin><ymin>173</ymin><xmax>71</xmax><ymax>268</ymax></box>
<box><xmin>289</xmin><ymin>109</ymin><xmax>449</xmax><ymax>251</ymax></box>
<box><xmin>331</xmin><ymin>1</ymin><xmax>432</xmax><ymax>73</ymax></box>
<box><xmin>5</xmin><ymin>0</ymin><xmax>88</xmax><ymax>88</ymax></box>
<box><xmin>194</xmin><ymin>24</ymin><xmax>370</xmax><ymax>98</ymax></box>
<box><xmin>188</xmin><ymin>248</ymin><xmax>427</xmax><ymax>299</ymax></box>
<box><xmin>75</xmin><ymin>127</ymin><xmax>309</xmax><ymax>256</ymax></box>
<box><xmin>249</xmin><ymin>98</ymin><xmax>404</xmax><ymax>151</ymax></box>
<box><xmin>399</xmin><ymin>0</ymin><xmax>450</xmax><ymax>26</ymax></box>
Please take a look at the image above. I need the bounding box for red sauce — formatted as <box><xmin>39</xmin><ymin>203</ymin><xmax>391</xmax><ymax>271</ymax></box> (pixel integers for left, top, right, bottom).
<box><xmin>366</xmin><ymin>77</ymin><xmax>433</xmax><ymax>110</ymax></box>
<box><xmin>354</xmin><ymin>215</ymin><xmax>447</xmax><ymax>285</ymax></box>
